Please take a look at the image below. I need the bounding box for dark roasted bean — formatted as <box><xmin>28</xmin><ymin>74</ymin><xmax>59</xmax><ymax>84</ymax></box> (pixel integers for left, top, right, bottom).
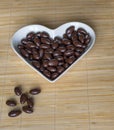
<box><xmin>18</xmin><ymin>45</ymin><xmax>24</xmax><ymax>49</ymax></box>
<box><xmin>40</xmin><ymin>44</ymin><xmax>50</xmax><ymax>49</ymax></box>
<box><xmin>62</xmin><ymin>38</ymin><xmax>71</xmax><ymax>45</ymax></box>
<box><xmin>57</xmin><ymin>66</ymin><xmax>64</xmax><ymax>73</ymax></box>
<box><xmin>63</xmin><ymin>63</ymin><xmax>69</xmax><ymax>68</ymax></box>
<box><xmin>33</xmin><ymin>36</ymin><xmax>41</xmax><ymax>47</ymax></box>
<box><xmin>54</xmin><ymin>37</ymin><xmax>62</xmax><ymax>44</ymax></box>
<box><xmin>44</xmin><ymin>53</ymin><xmax>52</xmax><ymax>60</ymax></box>
<box><xmin>14</xmin><ymin>86</ymin><xmax>22</xmax><ymax>96</ymax></box>
<box><xmin>26</xmin><ymin>32</ymin><xmax>35</xmax><ymax>39</ymax></box>
<box><xmin>27</xmin><ymin>98</ymin><xmax>34</xmax><ymax>108</ymax></box>
<box><xmin>53</xmin><ymin>50</ymin><xmax>62</xmax><ymax>57</ymax></box>
<box><xmin>33</xmin><ymin>52</ymin><xmax>40</xmax><ymax>60</ymax></box>
<box><xmin>51</xmin><ymin>72</ymin><xmax>59</xmax><ymax>80</ymax></box>
<box><xmin>66</xmin><ymin>26</ymin><xmax>75</xmax><ymax>38</ymax></box>
<box><xmin>41</xmin><ymin>32</ymin><xmax>49</xmax><ymax>38</ymax></box>
<box><xmin>29</xmin><ymin>88</ymin><xmax>41</xmax><ymax>95</ymax></box>
<box><xmin>58</xmin><ymin>61</ymin><xmax>64</xmax><ymax>66</ymax></box>
<box><xmin>77</xmin><ymin>28</ymin><xmax>87</xmax><ymax>35</ymax></box>
<box><xmin>75</xmin><ymin>52</ymin><xmax>81</xmax><ymax>57</ymax></box>
<box><xmin>43</xmin><ymin>60</ymin><xmax>49</xmax><ymax>67</ymax></box>
<box><xmin>6</xmin><ymin>100</ymin><xmax>17</xmax><ymax>106</ymax></box>
<box><xmin>22</xmin><ymin>106</ymin><xmax>33</xmax><ymax>114</ymax></box>
<box><xmin>66</xmin><ymin>56</ymin><xmax>75</xmax><ymax>64</ymax></box>
<box><xmin>78</xmin><ymin>34</ymin><xmax>85</xmax><ymax>43</ymax></box>
<box><xmin>21</xmin><ymin>39</ymin><xmax>28</xmax><ymax>45</ymax></box>
<box><xmin>20</xmin><ymin>48</ymin><xmax>29</xmax><ymax>58</ymax></box>
<box><xmin>47</xmin><ymin>66</ymin><xmax>57</xmax><ymax>72</ymax></box>
<box><xmin>58</xmin><ymin>46</ymin><xmax>66</xmax><ymax>53</ymax></box>
<box><xmin>8</xmin><ymin>109</ymin><xmax>21</xmax><ymax>117</ymax></box>
<box><xmin>66</xmin><ymin>45</ymin><xmax>75</xmax><ymax>51</ymax></box>
<box><xmin>64</xmin><ymin>50</ymin><xmax>74</xmax><ymax>56</ymax></box>
<box><xmin>20</xmin><ymin>93</ymin><xmax>28</xmax><ymax>104</ymax></box>
<box><xmin>32</xmin><ymin>61</ymin><xmax>40</xmax><ymax>69</ymax></box>
<box><xmin>43</xmin><ymin>70</ymin><xmax>51</xmax><ymax>78</ymax></box>
<box><xmin>41</xmin><ymin>38</ymin><xmax>51</xmax><ymax>45</ymax></box>
<box><xmin>76</xmin><ymin>48</ymin><xmax>84</xmax><ymax>53</ymax></box>
<box><xmin>48</xmin><ymin>59</ymin><xmax>58</xmax><ymax>66</ymax></box>
<box><xmin>52</xmin><ymin>42</ymin><xmax>59</xmax><ymax>50</ymax></box>
<box><xmin>56</xmin><ymin>56</ymin><xmax>64</xmax><ymax>61</ymax></box>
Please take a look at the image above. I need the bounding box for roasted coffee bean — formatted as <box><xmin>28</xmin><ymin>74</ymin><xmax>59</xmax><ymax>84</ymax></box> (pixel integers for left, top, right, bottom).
<box><xmin>25</xmin><ymin>49</ymin><xmax>32</xmax><ymax>54</ymax></box>
<box><xmin>22</xmin><ymin>105</ymin><xmax>33</xmax><ymax>114</ymax></box>
<box><xmin>14</xmin><ymin>86</ymin><xmax>22</xmax><ymax>96</ymax></box>
<box><xmin>54</xmin><ymin>37</ymin><xmax>62</xmax><ymax>44</ymax></box>
<box><xmin>39</xmin><ymin>49</ymin><xmax>44</xmax><ymax>58</ymax></box>
<box><xmin>33</xmin><ymin>36</ymin><xmax>40</xmax><ymax>47</ymax></box>
<box><xmin>26</xmin><ymin>42</ymin><xmax>36</xmax><ymax>48</ymax></box>
<box><xmin>52</xmin><ymin>42</ymin><xmax>59</xmax><ymax>50</ymax></box>
<box><xmin>29</xmin><ymin>88</ymin><xmax>41</xmax><ymax>95</ymax></box>
<box><xmin>27</xmin><ymin>98</ymin><xmax>34</xmax><ymax>108</ymax></box>
<box><xmin>32</xmin><ymin>48</ymin><xmax>38</xmax><ymax>54</ymax></box>
<box><xmin>41</xmin><ymin>38</ymin><xmax>51</xmax><ymax>45</ymax></box>
<box><xmin>18</xmin><ymin>45</ymin><xmax>24</xmax><ymax>49</ymax></box>
<box><xmin>44</xmin><ymin>48</ymin><xmax>54</xmax><ymax>54</ymax></box>
<box><xmin>67</xmin><ymin>45</ymin><xmax>75</xmax><ymax>51</ymax></box>
<box><xmin>36</xmin><ymin>32</ymin><xmax>41</xmax><ymax>37</ymax></box>
<box><xmin>6</xmin><ymin>100</ymin><xmax>16</xmax><ymax>107</ymax></box>
<box><xmin>77</xmin><ymin>28</ymin><xmax>87</xmax><ymax>35</ymax></box>
<box><xmin>47</xmin><ymin>66</ymin><xmax>57</xmax><ymax>72</ymax></box>
<box><xmin>85</xmin><ymin>37</ymin><xmax>91</xmax><ymax>44</ymax></box>
<box><xmin>74</xmin><ymin>43</ymin><xmax>83</xmax><ymax>48</ymax></box>
<box><xmin>63</xmin><ymin>33</ymin><xmax>68</xmax><ymax>38</ymax></box>
<box><xmin>78</xmin><ymin>34</ymin><xmax>85</xmax><ymax>43</ymax></box>
<box><xmin>63</xmin><ymin>63</ymin><xmax>69</xmax><ymax>68</ymax></box>
<box><xmin>33</xmin><ymin>52</ymin><xmax>40</xmax><ymax>60</ymax></box>
<box><xmin>8</xmin><ymin>109</ymin><xmax>21</xmax><ymax>117</ymax></box>
<box><xmin>82</xmin><ymin>44</ymin><xmax>86</xmax><ymax>49</ymax></box>
<box><xmin>21</xmin><ymin>39</ymin><xmax>28</xmax><ymax>45</ymax></box>
<box><xmin>62</xmin><ymin>38</ymin><xmax>71</xmax><ymax>45</ymax></box>
<box><xmin>29</xmin><ymin>55</ymin><xmax>33</xmax><ymax>60</ymax></box>
<box><xmin>32</xmin><ymin>61</ymin><xmax>40</xmax><ymax>69</ymax></box>
<box><xmin>43</xmin><ymin>60</ymin><xmax>49</xmax><ymax>67</ymax></box>
<box><xmin>58</xmin><ymin>61</ymin><xmax>64</xmax><ymax>66</ymax></box>
<box><xmin>57</xmin><ymin>66</ymin><xmax>64</xmax><ymax>73</ymax></box>
<box><xmin>66</xmin><ymin>26</ymin><xmax>75</xmax><ymax>38</ymax></box>
<box><xmin>73</xmin><ymin>40</ymin><xmax>81</xmax><ymax>47</ymax></box>
<box><xmin>56</xmin><ymin>56</ymin><xmax>64</xmax><ymax>61</ymax></box>
<box><xmin>76</xmin><ymin>48</ymin><xmax>84</xmax><ymax>53</ymax></box>
<box><xmin>75</xmin><ymin>52</ymin><xmax>81</xmax><ymax>57</ymax></box>
<box><xmin>58</xmin><ymin>46</ymin><xmax>66</xmax><ymax>53</ymax></box>
<box><xmin>48</xmin><ymin>59</ymin><xmax>58</xmax><ymax>66</ymax></box>
<box><xmin>20</xmin><ymin>48</ymin><xmax>29</xmax><ymax>58</ymax></box>
<box><xmin>71</xmin><ymin>31</ymin><xmax>78</xmax><ymax>41</ymax></box>
<box><xmin>43</xmin><ymin>70</ymin><xmax>51</xmax><ymax>78</ymax></box>
<box><xmin>53</xmin><ymin>50</ymin><xmax>62</xmax><ymax>57</ymax></box>
<box><xmin>40</xmin><ymin>66</ymin><xmax>45</xmax><ymax>72</ymax></box>
<box><xmin>20</xmin><ymin>93</ymin><xmax>28</xmax><ymax>104</ymax></box>
<box><xmin>51</xmin><ymin>72</ymin><xmax>58</xmax><ymax>80</ymax></box>
<box><xmin>66</xmin><ymin>56</ymin><xmax>75</xmax><ymax>64</ymax></box>
<box><xmin>41</xmin><ymin>32</ymin><xmax>49</xmax><ymax>38</ymax></box>
<box><xmin>26</xmin><ymin>32</ymin><xmax>35</xmax><ymax>39</ymax></box>
<box><xmin>40</xmin><ymin>44</ymin><xmax>50</xmax><ymax>49</ymax></box>
<box><xmin>44</xmin><ymin>53</ymin><xmax>52</xmax><ymax>60</ymax></box>
<box><xmin>64</xmin><ymin>50</ymin><xmax>74</xmax><ymax>56</ymax></box>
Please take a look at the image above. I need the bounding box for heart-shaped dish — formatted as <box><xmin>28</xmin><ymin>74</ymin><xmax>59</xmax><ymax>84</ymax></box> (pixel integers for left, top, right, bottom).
<box><xmin>11</xmin><ymin>22</ymin><xmax>95</xmax><ymax>83</ymax></box>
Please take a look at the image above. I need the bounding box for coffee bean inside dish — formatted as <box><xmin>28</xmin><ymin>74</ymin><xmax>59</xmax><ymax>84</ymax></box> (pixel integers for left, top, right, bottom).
<box><xmin>17</xmin><ymin>26</ymin><xmax>91</xmax><ymax>80</ymax></box>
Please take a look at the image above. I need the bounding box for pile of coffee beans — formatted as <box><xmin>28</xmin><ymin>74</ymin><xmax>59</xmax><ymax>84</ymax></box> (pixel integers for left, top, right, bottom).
<box><xmin>18</xmin><ymin>26</ymin><xmax>91</xmax><ymax>80</ymax></box>
<box><xmin>6</xmin><ymin>86</ymin><xmax>41</xmax><ymax>117</ymax></box>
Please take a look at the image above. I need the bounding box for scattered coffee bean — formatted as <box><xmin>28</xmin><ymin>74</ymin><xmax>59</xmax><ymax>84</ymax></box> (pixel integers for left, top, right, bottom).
<box><xmin>8</xmin><ymin>109</ymin><xmax>21</xmax><ymax>117</ymax></box>
<box><xmin>14</xmin><ymin>86</ymin><xmax>22</xmax><ymax>96</ymax></box>
<box><xmin>6</xmin><ymin>100</ymin><xmax>17</xmax><ymax>107</ymax></box>
<box><xmin>29</xmin><ymin>88</ymin><xmax>41</xmax><ymax>95</ymax></box>
<box><xmin>18</xmin><ymin>26</ymin><xmax>91</xmax><ymax>80</ymax></box>
<box><xmin>27</xmin><ymin>98</ymin><xmax>34</xmax><ymax>108</ymax></box>
<box><xmin>20</xmin><ymin>93</ymin><xmax>28</xmax><ymax>104</ymax></box>
<box><xmin>22</xmin><ymin>105</ymin><xmax>33</xmax><ymax>114</ymax></box>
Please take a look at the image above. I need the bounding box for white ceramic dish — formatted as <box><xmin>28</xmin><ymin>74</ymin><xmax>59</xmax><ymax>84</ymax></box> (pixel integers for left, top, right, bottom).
<box><xmin>11</xmin><ymin>22</ymin><xmax>96</xmax><ymax>83</ymax></box>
